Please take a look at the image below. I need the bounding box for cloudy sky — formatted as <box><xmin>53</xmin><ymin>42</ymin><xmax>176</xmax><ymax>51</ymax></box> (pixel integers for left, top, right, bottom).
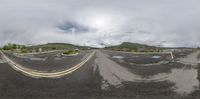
<box><xmin>0</xmin><ymin>0</ymin><xmax>199</xmax><ymax>47</ymax></box>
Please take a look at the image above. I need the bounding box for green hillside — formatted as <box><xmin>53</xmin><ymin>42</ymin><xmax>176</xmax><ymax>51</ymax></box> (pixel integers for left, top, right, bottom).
<box><xmin>105</xmin><ymin>42</ymin><xmax>162</xmax><ymax>52</ymax></box>
<box><xmin>29</xmin><ymin>43</ymin><xmax>92</xmax><ymax>50</ymax></box>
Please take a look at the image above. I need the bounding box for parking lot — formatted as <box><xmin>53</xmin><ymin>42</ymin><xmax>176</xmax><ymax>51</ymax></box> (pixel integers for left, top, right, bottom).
<box><xmin>0</xmin><ymin>50</ymin><xmax>200</xmax><ymax>99</ymax></box>
<box><xmin>3</xmin><ymin>50</ymin><xmax>92</xmax><ymax>72</ymax></box>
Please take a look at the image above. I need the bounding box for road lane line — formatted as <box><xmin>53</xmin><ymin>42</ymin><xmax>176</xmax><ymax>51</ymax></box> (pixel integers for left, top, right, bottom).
<box><xmin>0</xmin><ymin>50</ymin><xmax>95</xmax><ymax>78</ymax></box>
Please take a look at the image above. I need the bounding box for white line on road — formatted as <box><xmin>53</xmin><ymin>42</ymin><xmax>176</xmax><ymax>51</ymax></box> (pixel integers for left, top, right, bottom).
<box><xmin>0</xmin><ymin>50</ymin><xmax>95</xmax><ymax>78</ymax></box>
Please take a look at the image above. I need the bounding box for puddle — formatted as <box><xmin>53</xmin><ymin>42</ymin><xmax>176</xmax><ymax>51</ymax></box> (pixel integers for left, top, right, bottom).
<box><xmin>29</xmin><ymin>58</ymin><xmax>46</xmax><ymax>61</ymax></box>
<box><xmin>152</xmin><ymin>56</ymin><xmax>161</xmax><ymax>59</ymax></box>
<box><xmin>112</xmin><ymin>56</ymin><xmax>124</xmax><ymax>59</ymax></box>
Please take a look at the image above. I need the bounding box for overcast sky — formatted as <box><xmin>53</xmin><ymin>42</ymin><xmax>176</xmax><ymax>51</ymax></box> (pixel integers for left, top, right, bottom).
<box><xmin>0</xmin><ymin>0</ymin><xmax>199</xmax><ymax>47</ymax></box>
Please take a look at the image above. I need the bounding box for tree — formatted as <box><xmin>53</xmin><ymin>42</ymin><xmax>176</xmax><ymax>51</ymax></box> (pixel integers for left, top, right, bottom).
<box><xmin>2</xmin><ymin>43</ymin><xmax>27</xmax><ymax>50</ymax></box>
<box><xmin>21</xmin><ymin>45</ymin><xmax>27</xmax><ymax>49</ymax></box>
<box><xmin>12</xmin><ymin>44</ymin><xmax>17</xmax><ymax>49</ymax></box>
<box><xmin>3</xmin><ymin>45</ymin><xmax>11</xmax><ymax>50</ymax></box>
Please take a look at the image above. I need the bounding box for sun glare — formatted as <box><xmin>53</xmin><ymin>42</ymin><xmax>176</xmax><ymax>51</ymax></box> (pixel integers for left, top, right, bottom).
<box><xmin>94</xmin><ymin>18</ymin><xmax>106</xmax><ymax>28</ymax></box>
<box><xmin>87</xmin><ymin>14</ymin><xmax>113</xmax><ymax>30</ymax></box>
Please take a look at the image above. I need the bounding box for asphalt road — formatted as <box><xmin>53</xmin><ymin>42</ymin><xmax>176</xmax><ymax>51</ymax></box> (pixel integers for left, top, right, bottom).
<box><xmin>0</xmin><ymin>55</ymin><xmax>103</xmax><ymax>99</ymax></box>
<box><xmin>0</xmin><ymin>50</ymin><xmax>200</xmax><ymax>99</ymax></box>
<box><xmin>3</xmin><ymin>51</ymin><xmax>91</xmax><ymax>72</ymax></box>
<box><xmin>179</xmin><ymin>50</ymin><xmax>200</xmax><ymax>65</ymax></box>
<box><xmin>103</xmin><ymin>50</ymin><xmax>183</xmax><ymax>77</ymax></box>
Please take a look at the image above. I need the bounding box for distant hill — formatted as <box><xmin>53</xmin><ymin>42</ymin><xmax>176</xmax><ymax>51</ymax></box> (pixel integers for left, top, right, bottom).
<box><xmin>29</xmin><ymin>43</ymin><xmax>93</xmax><ymax>50</ymax></box>
<box><xmin>105</xmin><ymin>42</ymin><xmax>162</xmax><ymax>52</ymax></box>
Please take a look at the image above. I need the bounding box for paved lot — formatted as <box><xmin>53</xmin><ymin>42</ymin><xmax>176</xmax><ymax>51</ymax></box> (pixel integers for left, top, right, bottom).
<box><xmin>103</xmin><ymin>50</ymin><xmax>184</xmax><ymax>77</ymax></box>
<box><xmin>0</xmin><ymin>57</ymin><xmax>103</xmax><ymax>99</ymax></box>
<box><xmin>0</xmin><ymin>50</ymin><xmax>200</xmax><ymax>99</ymax></box>
<box><xmin>3</xmin><ymin>51</ymin><xmax>91</xmax><ymax>72</ymax></box>
<box><xmin>178</xmin><ymin>50</ymin><xmax>200</xmax><ymax>65</ymax></box>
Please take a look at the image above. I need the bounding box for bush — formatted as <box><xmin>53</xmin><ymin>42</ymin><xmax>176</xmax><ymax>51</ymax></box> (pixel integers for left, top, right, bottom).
<box><xmin>21</xmin><ymin>49</ymin><xmax>28</xmax><ymax>53</ymax></box>
<box><xmin>63</xmin><ymin>50</ymin><xmax>77</xmax><ymax>55</ymax></box>
<box><xmin>2</xmin><ymin>43</ymin><xmax>27</xmax><ymax>50</ymax></box>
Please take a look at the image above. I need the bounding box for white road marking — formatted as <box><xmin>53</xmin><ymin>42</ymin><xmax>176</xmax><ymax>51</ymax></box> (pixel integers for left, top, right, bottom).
<box><xmin>0</xmin><ymin>50</ymin><xmax>95</xmax><ymax>78</ymax></box>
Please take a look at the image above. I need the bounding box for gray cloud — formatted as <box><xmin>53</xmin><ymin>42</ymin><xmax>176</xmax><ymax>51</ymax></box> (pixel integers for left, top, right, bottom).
<box><xmin>0</xmin><ymin>0</ymin><xmax>200</xmax><ymax>47</ymax></box>
<box><xmin>57</xmin><ymin>21</ymin><xmax>92</xmax><ymax>33</ymax></box>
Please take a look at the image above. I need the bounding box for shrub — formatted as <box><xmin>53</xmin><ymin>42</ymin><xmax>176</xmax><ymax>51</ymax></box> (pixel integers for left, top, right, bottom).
<box><xmin>21</xmin><ymin>49</ymin><xmax>28</xmax><ymax>53</ymax></box>
<box><xmin>63</xmin><ymin>50</ymin><xmax>77</xmax><ymax>55</ymax></box>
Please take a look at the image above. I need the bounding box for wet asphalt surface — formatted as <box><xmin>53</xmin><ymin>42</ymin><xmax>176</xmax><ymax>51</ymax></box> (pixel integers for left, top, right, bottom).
<box><xmin>3</xmin><ymin>51</ymin><xmax>91</xmax><ymax>72</ymax></box>
<box><xmin>0</xmin><ymin>55</ymin><xmax>103</xmax><ymax>99</ymax></box>
<box><xmin>0</xmin><ymin>50</ymin><xmax>200</xmax><ymax>99</ymax></box>
<box><xmin>103</xmin><ymin>51</ymin><xmax>183</xmax><ymax>77</ymax></box>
